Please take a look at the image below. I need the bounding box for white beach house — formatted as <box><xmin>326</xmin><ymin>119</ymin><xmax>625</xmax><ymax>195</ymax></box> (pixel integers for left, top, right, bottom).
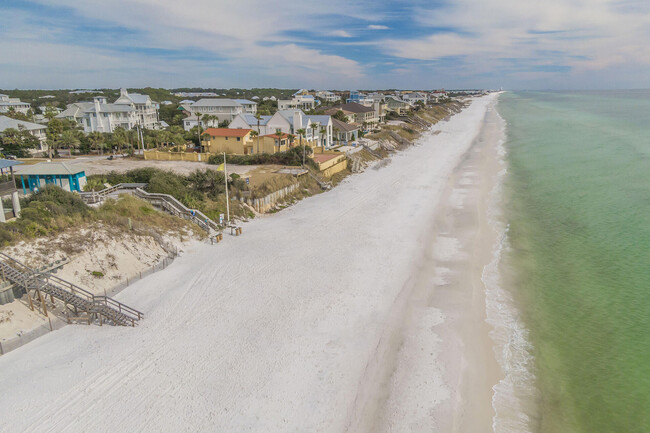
<box><xmin>0</xmin><ymin>115</ymin><xmax>48</xmax><ymax>152</ymax></box>
<box><xmin>0</xmin><ymin>94</ymin><xmax>31</xmax><ymax>115</ymax></box>
<box><xmin>57</xmin><ymin>88</ymin><xmax>160</xmax><ymax>133</ymax></box>
<box><xmin>184</xmin><ymin>98</ymin><xmax>258</xmax><ymax>130</ymax></box>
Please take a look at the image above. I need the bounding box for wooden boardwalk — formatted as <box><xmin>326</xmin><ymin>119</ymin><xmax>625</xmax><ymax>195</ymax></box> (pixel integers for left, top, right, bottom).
<box><xmin>0</xmin><ymin>253</ymin><xmax>143</xmax><ymax>326</ymax></box>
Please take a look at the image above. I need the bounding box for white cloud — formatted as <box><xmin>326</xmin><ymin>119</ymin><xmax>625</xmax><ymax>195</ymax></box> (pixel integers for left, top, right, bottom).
<box><xmin>383</xmin><ymin>0</ymin><xmax>650</xmax><ymax>75</ymax></box>
<box><xmin>329</xmin><ymin>30</ymin><xmax>352</xmax><ymax>38</ymax></box>
<box><xmin>368</xmin><ymin>25</ymin><xmax>389</xmax><ymax>30</ymax></box>
<box><xmin>14</xmin><ymin>0</ymin><xmax>373</xmax><ymax>87</ymax></box>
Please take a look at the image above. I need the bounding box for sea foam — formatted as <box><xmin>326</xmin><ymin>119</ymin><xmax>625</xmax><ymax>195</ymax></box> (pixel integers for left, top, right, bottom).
<box><xmin>483</xmin><ymin>101</ymin><xmax>539</xmax><ymax>433</ymax></box>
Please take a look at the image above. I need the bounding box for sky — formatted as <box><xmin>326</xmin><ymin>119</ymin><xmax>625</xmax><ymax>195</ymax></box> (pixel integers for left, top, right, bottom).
<box><xmin>2</xmin><ymin>0</ymin><xmax>650</xmax><ymax>90</ymax></box>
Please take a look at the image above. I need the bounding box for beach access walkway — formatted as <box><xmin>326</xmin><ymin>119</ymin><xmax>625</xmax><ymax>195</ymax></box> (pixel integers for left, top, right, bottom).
<box><xmin>0</xmin><ymin>252</ymin><xmax>143</xmax><ymax>327</ymax></box>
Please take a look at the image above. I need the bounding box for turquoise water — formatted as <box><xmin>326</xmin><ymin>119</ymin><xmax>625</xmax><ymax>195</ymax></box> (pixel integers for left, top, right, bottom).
<box><xmin>498</xmin><ymin>91</ymin><xmax>650</xmax><ymax>432</ymax></box>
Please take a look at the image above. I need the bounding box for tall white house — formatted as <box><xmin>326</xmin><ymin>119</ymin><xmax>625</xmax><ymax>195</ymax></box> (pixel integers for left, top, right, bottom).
<box><xmin>0</xmin><ymin>94</ymin><xmax>31</xmax><ymax>115</ymax></box>
<box><xmin>113</xmin><ymin>88</ymin><xmax>158</xmax><ymax>129</ymax></box>
<box><xmin>278</xmin><ymin>94</ymin><xmax>316</xmax><ymax>111</ymax></box>
<box><xmin>56</xmin><ymin>88</ymin><xmax>159</xmax><ymax>133</ymax></box>
<box><xmin>263</xmin><ymin>110</ymin><xmax>333</xmax><ymax>148</ymax></box>
<box><xmin>315</xmin><ymin>91</ymin><xmax>341</xmax><ymax>103</ymax></box>
<box><xmin>187</xmin><ymin>99</ymin><xmax>257</xmax><ymax>124</ymax></box>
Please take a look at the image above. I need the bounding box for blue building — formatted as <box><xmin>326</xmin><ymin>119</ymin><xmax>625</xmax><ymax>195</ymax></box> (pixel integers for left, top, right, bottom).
<box><xmin>17</xmin><ymin>161</ymin><xmax>87</xmax><ymax>194</ymax></box>
<box><xmin>347</xmin><ymin>90</ymin><xmax>365</xmax><ymax>103</ymax></box>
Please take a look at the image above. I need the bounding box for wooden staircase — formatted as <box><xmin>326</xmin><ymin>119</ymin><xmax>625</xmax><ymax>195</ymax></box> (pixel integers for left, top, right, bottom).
<box><xmin>0</xmin><ymin>253</ymin><xmax>143</xmax><ymax>327</ymax></box>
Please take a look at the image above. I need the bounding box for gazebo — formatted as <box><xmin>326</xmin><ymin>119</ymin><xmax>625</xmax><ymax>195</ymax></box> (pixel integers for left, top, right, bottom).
<box><xmin>16</xmin><ymin>161</ymin><xmax>87</xmax><ymax>194</ymax></box>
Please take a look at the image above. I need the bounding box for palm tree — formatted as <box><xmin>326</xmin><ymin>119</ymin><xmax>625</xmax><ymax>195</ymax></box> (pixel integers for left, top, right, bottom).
<box><xmin>112</xmin><ymin>127</ymin><xmax>127</xmax><ymax>154</ymax></box>
<box><xmin>311</xmin><ymin>122</ymin><xmax>319</xmax><ymax>150</ymax></box>
<box><xmin>195</xmin><ymin>112</ymin><xmax>203</xmax><ymax>146</ymax></box>
<box><xmin>255</xmin><ymin>112</ymin><xmax>262</xmax><ymax>154</ymax></box>
<box><xmin>296</xmin><ymin>128</ymin><xmax>306</xmax><ymax>167</ymax></box>
<box><xmin>320</xmin><ymin>126</ymin><xmax>327</xmax><ymax>148</ymax></box>
<box><xmin>287</xmin><ymin>133</ymin><xmax>295</xmax><ymax>148</ymax></box>
<box><xmin>87</xmin><ymin>132</ymin><xmax>104</xmax><ymax>155</ymax></box>
<box><xmin>59</xmin><ymin>130</ymin><xmax>80</xmax><ymax>157</ymax></box>
<box><xmin>250</xmin><ymin>130</ymin><xmax>259</xmax><ymax>154</ymax></box>
<box><xmin>275</xmin><ymin>128</ymin><xmax>283</xmax><ymax>151</ymax></box>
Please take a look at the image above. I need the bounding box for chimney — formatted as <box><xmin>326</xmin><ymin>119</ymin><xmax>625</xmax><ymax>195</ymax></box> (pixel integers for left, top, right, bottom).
<box><xmin>293</xmin><ymin>110</ymin><xmax>302</xmax><ymax>132</ymax></box>
<box><xmin>120</xmin><ymin>87</ymin><xmax>128</xmax><ymax>98</ymax></box>
<box><xmin>93</xmin><ymin>97</ymin><xmax>103</xmax><ymax>131</ymax></box>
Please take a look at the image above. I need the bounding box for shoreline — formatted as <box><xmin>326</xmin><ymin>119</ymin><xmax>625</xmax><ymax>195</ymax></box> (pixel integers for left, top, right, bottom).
<box><xmin>0</xmin><ymin>94</ymin><xmax>502</xmax><ymax>432</ymax></box>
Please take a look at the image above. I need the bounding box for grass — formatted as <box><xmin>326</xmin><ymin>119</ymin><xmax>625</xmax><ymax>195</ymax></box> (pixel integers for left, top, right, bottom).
<box><xmin>0</xmin><ymin>186</ymin><xmax>200</xmax><ymax>248</ymax></box>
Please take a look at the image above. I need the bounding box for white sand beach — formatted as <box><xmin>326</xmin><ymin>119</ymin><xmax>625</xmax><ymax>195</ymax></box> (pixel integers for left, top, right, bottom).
<box><xmin>0</xmin><ymin>94</ymin><xmax>503</xmax><ymax>432</ymax></box>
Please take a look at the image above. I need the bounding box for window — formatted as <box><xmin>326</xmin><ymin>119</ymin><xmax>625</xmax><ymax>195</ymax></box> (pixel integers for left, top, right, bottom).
<box><xmin>237</xmin><ymin>137</ymin><xmax>240</xmax><ymax>141</ymax></box>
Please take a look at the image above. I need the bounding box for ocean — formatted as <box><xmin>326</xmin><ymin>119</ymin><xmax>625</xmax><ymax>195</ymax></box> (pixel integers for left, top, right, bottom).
<box><xmin>496</xmin><ymin>91</ymin><xmax>650</xmax><ymax>432</ymax></box>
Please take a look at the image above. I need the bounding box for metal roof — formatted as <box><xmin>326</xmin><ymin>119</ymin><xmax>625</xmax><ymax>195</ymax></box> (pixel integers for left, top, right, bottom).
<box><xmin>192</xmin><ymin>98</ymin><xmax>243</xmax><ymax>107</ymax></box>
<box><xmin>0</xmin><ymin>116</ymin><xmax>47</xmax><ymax>132</ymax></box>
<box><xmin>0</xmin><ymin>159</ymin><xmax>23</xmax><ymax>170</ymax></box>
<box><xmin>16</xmin><ymin>162</ymin><xmax>86</xmax><ymax>176</ymax></box>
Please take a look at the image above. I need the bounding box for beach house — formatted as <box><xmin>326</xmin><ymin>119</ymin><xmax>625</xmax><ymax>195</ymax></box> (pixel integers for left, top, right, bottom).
<box><xmin>57</xmin><ymin>88</ymin><xmax>160</xmax><ymax>133</ymax></box>
<box><xmin>386</xmin><ymin>97</ymin><xmax>411</xmax><ymax>115</ymax></box>
<box><xmin>278</xmin><ymin>93</ymin><xmax>316</xmax><ymax>111</ymax></box>
<box><xmin>228</xmin><ymin>113</ymin><xmax>273</xmax><ymax>135</ymax></box>
<box><xmin>201</xmin><ymin>128</ymin><xmax>254</xmax><ymax>155</ymax></box>
<box><xmin>0</xmin><ymin>115</ymin><xmax>48</xmax><ymax>152</ymax></box>
<box><xmin>187</xmin><ymin>99</ymin><xmax>257</xmax><ymax>128</ymax></box>
<box><xmin>332</xmin><ymin>118</ymin><xmax>359</xmax><ymax>144</ymax></box>
<box><xmin>266</xmin><ymin>110</ymin><xmax>333</xmax><ymax>148</ymax></box>
<box><xmin>0</xmin><ymin>94</ymin><xmax>31</xmax><ymax>115</ymax></box>
<box><xmin>326</xmin><ymin>103</ymin><xmax>378</xmax><ymax>128</ymax></box>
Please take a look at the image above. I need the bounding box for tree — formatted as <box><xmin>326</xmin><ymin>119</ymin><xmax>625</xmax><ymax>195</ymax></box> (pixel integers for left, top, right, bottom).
<box><xmin>59</xmin><ymin>130</ymin><xmax>80</xmax><ymax>156</ymax></box>
<box><xmin>255</xmin><ymin>113</ymin><xmax>262</xmax><ymax>154</ymax></box>
<box><xmin>275</xmin><ymin>128</ymin><xmax>283</xmax><ymax>150</ymax></box>
<box><xmin>44</xmin><ymin>107</ymin><xmax>58</xmax><ymax>121</ymax></box>
<box><xmin>296</xmin><ymin>128</ymin><xmax>306</xmax><ymax>167</ymax></box>
<box><xmin>87</xmin><ymin>132</ymin><xmax>104</xmax><ymax>155</ymax></box>
<box><xmin>195</xmin><ymin>112</ymin><xmax>203</xmax><ymax>148</ymax></box>
<box><xmin>0</xmin><ymin>127</ymin><xmax>40</xmax><ymax>157</ymax></box>
<box><xmin>112</xmin><ymin>127</ymin><xmax>127</xmax><ymax>154</ymax></box>
<box><xmin>320</xmin><ymin>126</ymin><xmax>327</xmax><ymax>148</ymax></box>
<box><xmin>46</xmin><ymin>118</ymin><xmax>64</xmax><ymax>158</ymax></box>
<box><xmin>332</xmin><ymin>110</ymin><xmax>348</xmax><ymax>123</ymax></box>
<box><xmin>311</xmin><ymin>122</ymin><xmax>319</xmax><ymax>149</ymax></box>
<box><xmin>250</xmin><ymin>130</ymin><xmax>259</xmax><ymax>155</ymax></box>
<box><xmin>287</xmin><ymin>133</ymin><xmax>295</xmax><ymax>148</ymax></box>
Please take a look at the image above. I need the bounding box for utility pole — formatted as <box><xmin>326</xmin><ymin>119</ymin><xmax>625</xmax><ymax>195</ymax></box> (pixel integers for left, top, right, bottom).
<box><xmin>223</xmin><ymin>152</ymin><xmax>230</xmax><ymax>223</ymax></box>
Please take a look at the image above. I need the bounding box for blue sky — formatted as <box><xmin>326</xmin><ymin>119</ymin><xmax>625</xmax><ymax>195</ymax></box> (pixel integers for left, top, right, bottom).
<box><xmin>2</xmin><ymin>0</ymin><xmax>650</xmax><ymax>90</ymax></box>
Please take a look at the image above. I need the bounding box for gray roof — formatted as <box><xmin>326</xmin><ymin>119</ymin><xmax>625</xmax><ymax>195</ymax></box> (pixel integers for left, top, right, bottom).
<box><xmin>305</xmin><ymin>115</ymin><xmax>331</xmax><ymax>126</ymax></box>
<box><xmin>126</xmin><ymin>93</ymin><xmax>150</xmax><ymax>105</ymax></box>
<box><xmin>0</xmin><ymin>116</ymin><xmax>47</xmax><ymax>132</ymax></box>
<box><xmin>337</xmin><ymin>102</ymin><xmax>373</xmax><ymax>113</ymax></box>
<box><xmin>0</xmin><ymin>159</ymin><xmax>23</xmax><ymax>170</ymax></box>
<box><xmin>16</xmin><ymin>162</ymin><xmax>86</xmax><ymax>176</ymax></box>
<box><xmin>234</xmin><ymin>99</ymin><xmax>256</xmax><ymax>105</ymax></box>
<box><xmin>57</xmin><ymin>102</ymin><xmax>134</xmax><ymax>117</ymax></box>
<box><xmin>277</xmin><ymin>110</ymin><xmax>331</xmax><ymax>128</ymax></box>
<box><xmin>193</xmin><ymin>98</ymin><xmax>242</xmax><ymax>107</ymax></box>
<box><xmin>332</xmin><ymin>118</ymin><xmax>359</xmax><ymax>132</ymax></box>
<box><xmin>241</xmin><ymin>114</ymin><xmax>271</xmax><ymax>125</ymax></box>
